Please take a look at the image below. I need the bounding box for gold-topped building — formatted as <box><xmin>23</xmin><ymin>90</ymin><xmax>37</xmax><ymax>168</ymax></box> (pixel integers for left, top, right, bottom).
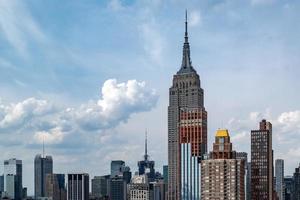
<box><xmin>201</xmin><ymin>129</ymin><xmax>245</xmax><ymax>200</ymax></box>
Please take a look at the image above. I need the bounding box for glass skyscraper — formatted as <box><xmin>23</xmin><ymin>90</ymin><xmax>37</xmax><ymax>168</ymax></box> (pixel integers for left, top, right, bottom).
<box><xmin>4</xmin><ymin>158</ymin><xmax>22</xmax><ymax>200</ymax></box>
<box><xmin>34</xmin><ymin>154</ymin><xmax>53</xmax><ymax>198</ymax></box>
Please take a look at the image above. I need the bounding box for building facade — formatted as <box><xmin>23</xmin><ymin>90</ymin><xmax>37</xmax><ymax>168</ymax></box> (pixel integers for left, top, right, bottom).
<box><xmin>201</xmin><ymin>129</ymin><xmax>245</xmax><ymax>199</ymax></box>
<box><xmin>275</xmin><ymin>159</ymin><xmax>285</xmax><ymax>200</ymax></box>
<box><xmin>251</xmin><ymin>119</ymin><xmax>273</xmax><ymax>200</ymax></box>
<box><xmin>4</xmin><ymin>158</ymin><xmax>22</xmax><ymax>200</ymax></box>
<box><xmin>91</xmin><ymin>175</ymin><xmax>110</xmax><ymax>198</ymax></box>
<box><xmin>168</xmin><ymin>11</ymin><xmax>207</xmax><ymax>200</ymax></box>
<box><xmin>34</xmin><ymin>154</ymin><xmax>53</xmax><ymax>198</ymax></box>
<box><xmin>109</xmin><ymin>176</ymin><xmax>126</xmax><ymax>200</ymax></box>
<box><xmin>284</xmin><ymin>176</ymin><xmax>293</xmax><ymax>200</ymax></box>
<box><xmin>45</xmin><ymin>174</ymin><xmax>66</xmax><ymax>200</ymax></box>
<box><xmin>67</xmin><ymin>173</ymin><xmax>89</xmax><ymax>200</ymax></box>
<box><xmin>293</xmin><ymin>164</ymin><xmax>300</xmax><ymax>200</ymax></box>
<box><xmin>128</xmin><ymin>175</ymin><xmax>149</xmax><ymax>200</ymax></box>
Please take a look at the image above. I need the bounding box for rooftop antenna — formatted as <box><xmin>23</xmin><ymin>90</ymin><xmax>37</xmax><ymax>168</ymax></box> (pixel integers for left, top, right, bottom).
<box><xmin>43</xmin><ymin>135</ymin><xmax>45</xmax><ymax>158</ymax></box>
<box><xmin>144</xmin><ymin>129</ymin><xmax>149</xmax><ymax>161</ymax></box>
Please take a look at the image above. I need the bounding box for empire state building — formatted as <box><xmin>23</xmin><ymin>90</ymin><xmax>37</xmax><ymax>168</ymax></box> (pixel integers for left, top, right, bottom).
<box><xmin>168</xmin><ymin>12</ymin><xmax>207</xmax><ymax>200</ymax></box>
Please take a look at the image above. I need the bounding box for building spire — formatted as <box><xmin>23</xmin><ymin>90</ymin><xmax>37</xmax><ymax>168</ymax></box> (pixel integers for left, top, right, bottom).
<box><xmin>178</xmin><ymin>10</ymin><xmax>195</xmax><ymax>74</ymax></box>
<box><xmin>144</xmin><ymin>129</ymin><xmax>149</xmax><ymax>161</ymax></box>
<box><xmin>185</xmin><ymin>9</ymin><xmax>188</xmax><ymax>43</ymax></box>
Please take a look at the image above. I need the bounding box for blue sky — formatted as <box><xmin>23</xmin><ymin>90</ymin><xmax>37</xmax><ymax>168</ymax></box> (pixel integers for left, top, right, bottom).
<box><xmin>0</xmin><ymin>0</ymin><xmax>300</xmax><ymax>195</ymax></box>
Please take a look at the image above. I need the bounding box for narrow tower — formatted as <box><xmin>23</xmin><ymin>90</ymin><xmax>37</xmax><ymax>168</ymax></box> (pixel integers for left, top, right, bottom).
<box><xmin>168</xmin><ymin>11</ymin><xmax>207</xmax><ymax>200</ymax></box>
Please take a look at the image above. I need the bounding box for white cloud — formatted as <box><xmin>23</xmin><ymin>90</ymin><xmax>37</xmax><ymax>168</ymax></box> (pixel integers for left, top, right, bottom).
<box><xmin>0</xmin><ymin>98</ymin><xmax>54</xmax><ymax>130</ymax></box>
<box><xmin>0</xmin><ymin>0</ymin><xmax>47</xmax><ymax>57</ymax></box>
<box><xmin>189</xmin><ymin>10</ymin><xmax>202</xmax><ymax>27</ymax></box>
<box><xmin>34</xmin><ymin>127</ymin><xmax>65</xmax><ymax>144</ymax></box>
<box><xmin>0</xmin><ymin>79</ymin><xmax>158</xmax><ymax>145</ymax></box>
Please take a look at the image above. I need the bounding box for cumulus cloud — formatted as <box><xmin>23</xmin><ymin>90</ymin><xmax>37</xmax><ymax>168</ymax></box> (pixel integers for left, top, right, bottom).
<box><xmin>0</xmin><ymin>79</ymin><xmax>158</xmax><ymax>145</ymax></box>
<box><xmin>0</xmin><ymin>98</ymin><xmax>55</xmax><ymax>130</ymax></box>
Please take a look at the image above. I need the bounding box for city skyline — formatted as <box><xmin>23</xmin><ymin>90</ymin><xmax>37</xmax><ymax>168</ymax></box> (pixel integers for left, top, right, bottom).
<box><xmin>0</xmin><ymin>0</ymin><xmax>300</xmax><ymax>196</ymax></box>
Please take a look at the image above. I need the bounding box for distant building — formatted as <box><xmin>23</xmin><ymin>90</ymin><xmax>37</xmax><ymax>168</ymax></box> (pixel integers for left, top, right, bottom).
<box><xmin>109</xmin><ymin>176</ymin><xmax>126</xmax><ymax>200</ymax></box>
<box><xmin>111</xmin><ymin>161</ymin><xmax>125</xmax><ymax>178</ymax></box>
<box><xmin>251</xmin><ymin>119</ymin><xmax>274</xmax><ymax>200</ymax></box>
<box><xmin>137</xmin><ymin>132</ymin><xmax>155</xmax><ymax>182</ymax></box>
<box><xmin>293</xmin><ymin>164</ymin><xmax>300</xmax><ymax>200</ymax></box>
<box><xmin>0</xmin><ymin>175</ymin><xmax>4</xmax><ymax>193</ymax></box>
<box><xmin>91</xmin><ymin>175</ymin><xmax>110</xmax><ymax>198</ymax></box>
<box><xmin>67</xmin><ymin>173</ymin><xmax>89</xmax><ymax>200</ymax></box>
<box><xmin>275</xmin><ymin>159</ymin><xmax>285</xmax><ymax>200</ymax></box>
<box><xmin>128</xmin><ymin>175</ymin><xmax>149</xmax><ymax>200</ymax></box>
<box><xmin>162</xmin><ymin>166</ymin><xmax>168</xmax><ymax>185</ymax></box>
<box><xmin>246</xmin><ymin>162</ymin><xmax>251</xmax><ymax>200</ymax></box>
<box><xmin>284</xmin><ymin>176</ymin><xmax>293</xmax><ymax>200</ymax></box>
<box><xmin>149</xmin><ymin>180</ymin><xmax>166</xmax><ymax>200</ymax></box>
<box><xmin>4</xmin><ymin>158</ymin><xmax>22</xmax><ymax>200</ymax></box>
<box><xmin>45</xmin><ymin>174</ymin><xmax>66</xmax><ymax>200</ymax></box>
<box><xmin>201</xmin><ymin>129</ymin><xmax>245</xmax><ymax>199</ymax></box>
<box><xmin>34</xmin><ymin>154</ymin><xmax>53</xmax><ymax>198</ymax></box>
<box><xmin>236</xmin><ymin>152</ymin><xmax>249</xmax><ymax>200</ymax></box>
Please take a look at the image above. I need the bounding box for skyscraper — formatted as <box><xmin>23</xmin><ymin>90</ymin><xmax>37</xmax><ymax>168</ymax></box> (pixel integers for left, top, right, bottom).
<box><xmin>293</xmin><ymin>164</ymin><xmax>300</xmax><ymax>200</ymax></box>
<box><xmin>201</xmin><ymin>129</ymin><xmax>245</xmax><ymax>199</ymax></box>
<box><xmin>109</xmin><ymin>176</ymin><xmax>127</xmax><ymax>200</ymax></box>
<box><xmin>91</xmin><ymin>175</ymin><xmax>110</xmax><ymax>198</ymax></box>
<box><xmin>251</xmin><ymin>119</ymin><xmax>273</xmax><ymax>200</ymax></box>
<box><xmin>138</xmin><ymin>132</ymin><xmax>155</xmax><ymax>182</ymax></box>
<box><xmin>45</xmin><ymin>174</ymin><xmax>66</xmax><ymax>200</ymax></box>
<box><xmin>275</xmin><ymin>159</ymin><xmax>285</xmax><ymax>200</ymax></box>
<box><xmin>67</xmin><ymin>173</ymin><xmax>89</xmax><ymax>200</ymax></box>
<box><xmin>34</xmin><ymin>154</ymin><xmax>53</xmax><ymax>198</ymax></box>
<box><xmin>168</xmin><ymin>11</ymin><xmax>207</xmax><ymax>200</ymax></box>
<box><xmin>4</xmin><ymin>158</ymin><xmax>22</xmax><ymax>200</ymax></box>
<box><xmin>111</xmin><ymin>160</ymin><xmax>125</xmax><ymax>177</ymax></box>
<box><xmin>284</xmin><ymin>176</ymin><xmax>294</xmax><ymax>200</ymax></box>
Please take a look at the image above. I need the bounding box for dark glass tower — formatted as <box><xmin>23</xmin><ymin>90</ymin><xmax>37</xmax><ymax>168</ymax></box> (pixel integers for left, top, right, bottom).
<box><xmin>138</xmin><ymin>132</ymin><xmax>155</xmax><ymax>182</ymax></box>
<box><xmin>168</xmin><ymin>11</ymin><xmax>207</xmax><ymax>199</ymax></box>
<box><xmin>34</xmin><ymin>154</ymin><xmax>53</xmax><ymax>198</ymax></box>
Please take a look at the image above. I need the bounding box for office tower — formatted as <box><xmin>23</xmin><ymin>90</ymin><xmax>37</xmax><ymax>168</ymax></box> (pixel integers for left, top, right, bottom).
<box><xmin>128</xmin><ymin>175</ymin><xmax>149</xmax><ymax>200</ymax></box>
<box><xmin>111</xmin><ymin>160</ymin><xmax>125</xmax><ymax>177</ymax></box>
<box><xmin>67</xmin><ymin>173</ymin><xmax>89</xmax><ymax>200</ymax></box>
<box><xmin>91</xmin><ymin>175</ymin><xmax>110</xmax><ymax>198</ymax></box>
<box><xmin>109</xmin><ymin>176</ymin><xmax>126</xmax><ymax>200</ymax></box>
<box><xmin>163</xmin><ymin>166</ymin><xmax>168</xmax><ymax>185</ymax></box>
<box><xmin>275</xmin><ymin>159</ymin><xmax>285</xmax><ymax>200</ymax></box>
<box><xmin>201</xmin><ymin>129</ymin><xmax>245</xmax><ymax>199</ymax></box>
<box><xmin>110</xmin><ymin>160</ymin><xmax>131</xmax><ymax>184</ymax></box>
<box><xmin>34</xmin><ymin>154</ymin><xmax>53</xmax><ymax>198</ymax></box>
<box><xmin>236</xmin><ymin>152</ymin><xmax>249</xmax><ymax>200</ymax></box>
<box><xmin>150</xmin><ymin>180</ymin><xmax>166</xmax><ymax>200</ymax></box>
<box><xmin>138</xmin><ymin>132</ymin><xmax>155</xmax><ymax>182</ymax></box>
<box><xmin>168</xmin><ymin>11</ymin><xmax>207</xmax><ymax>200</ymax></box>
<box><xmin>4</xmin><ymin>158</ymin><xmax>22</xmax><ymax>200</ymax></box>
<box><xmin>0</xmin><ymin>175</ymin><xmax>4</xmax><ymax>193</ymax></box>
<box><xmin>293</xmin><ymin>164</ymin><xmax>300</xmax><ymax>200</ymax></box>
<box><xmin>45</xmin><ymin>174</ymin><xmax>66</xmax><ymax>200</ymax></box>
<box><xmin>284</xmin><ymin>176</ymin><xmax>293</xmax><ymax>200</ymax></box>
<box><xmin>251</xmin><ymin>119</ymin><xmax>273</xmax><ymax>200</ymax></box>
<box><xmin>246</xmin><ymin>162</ymin><xmax>252</xmax><ymax>200</ymax></box>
